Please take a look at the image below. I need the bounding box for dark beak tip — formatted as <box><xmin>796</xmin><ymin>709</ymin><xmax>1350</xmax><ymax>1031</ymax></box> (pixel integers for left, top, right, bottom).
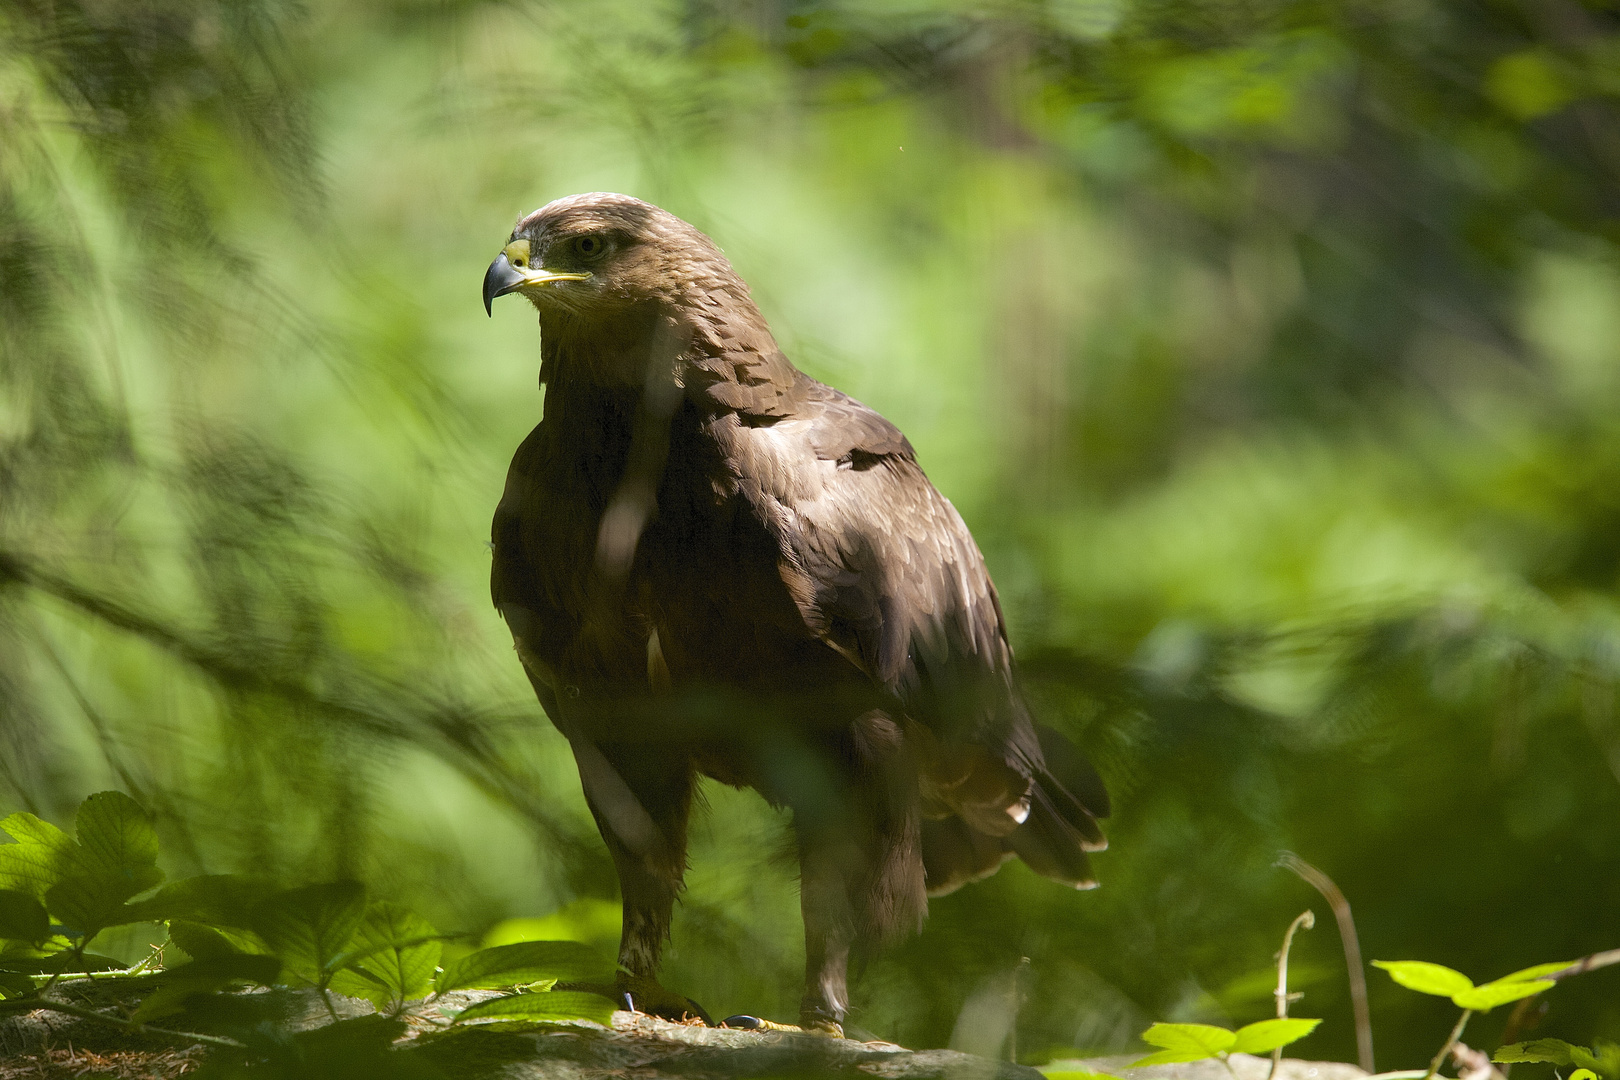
<box><xmin>482</xmin><ymin>251</ymin><xmax>524</xmax><ymax>317</ymax></box>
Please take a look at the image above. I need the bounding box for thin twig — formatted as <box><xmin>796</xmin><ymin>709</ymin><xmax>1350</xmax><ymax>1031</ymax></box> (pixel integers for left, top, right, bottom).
<box><xmin>1270</xmin><ymin>910</ymin><xmax>1316</xmax><ymax>1080</ymax></box>
<box><xmin>1547</xmin><ymin>947</ymin><xmax>1620</xmax><ymax>981</ymax></box>
<box><xmin>1278</xmin><ymin>852</ymin><xmax>1374</xmax><ymax>1073</ymax></box>
<box><xmin>1423</xmin><ymin>1009</ymin><xmax>1472</xmax><ymax>1080</ymax></box>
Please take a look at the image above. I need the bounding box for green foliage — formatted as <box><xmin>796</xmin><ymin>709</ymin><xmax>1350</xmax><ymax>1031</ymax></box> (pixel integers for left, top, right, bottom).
<box><xmin>435</xmin><ymin>940</ymin><xmax>606</xmax><ymax>993</ymax></box>
<box><xmin>1131</xmin><ymin>1018</ymin><xmax>1322</xmax><ymax>1067</ymax></box>
<box><xmin>1495</xmin><ymin>1039</ymin><xmax>1620</xmax><ymax>1079</ymax></box>
<box><xmin>0</xmin><ymin>792</ymin><xmax>620</xmax><ymax>1067</ymax></box>
<box><xmin>3</xmin><ymin>0</ymin><xmax>1620</xmax><ymax>1064</ymax></box>
<box><xmin>1372</xmin><ymin>960</ymin><xmax>1558</xmax><ymax>1013</ymax></box>
<box><xmin>452</xmin><ymin>990</ymin><xmax>618</xmax><ymax>1027</ymax></box>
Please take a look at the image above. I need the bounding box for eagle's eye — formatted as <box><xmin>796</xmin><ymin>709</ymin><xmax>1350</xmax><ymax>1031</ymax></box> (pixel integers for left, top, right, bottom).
<box><xmin>573</xmin><ymin>234</ymin><xmax>607</xmax><ymax>259</ymax></box>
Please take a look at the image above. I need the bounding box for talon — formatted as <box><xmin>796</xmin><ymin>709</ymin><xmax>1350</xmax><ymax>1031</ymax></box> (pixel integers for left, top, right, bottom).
<box><xmin>721</xmin><ymin>1014</ymin><xmax>808</xmax><ymax>1032</ymax></box>
<box><xmin>621</xmin><ymin>992</ymin><xmax>637</xmax><ymax>1013</ymax></box>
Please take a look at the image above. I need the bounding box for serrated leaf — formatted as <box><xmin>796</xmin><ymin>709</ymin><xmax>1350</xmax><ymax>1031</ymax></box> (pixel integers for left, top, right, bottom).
<box><xmin>74</xmin><ymin>792</ymin><xmax>160</xmax><ymax>884</ymax></box>
<box><xmin>453</xmin><ymin>990</ymin><xmax>617</xmax><ymax>1026</ymax></box>
<box><xmin>337</xmin><ymin>902</ymin><xmax>442</xmax><ymax>1009</ymax></box>
<box><xmin>250</xmin><ymin>880</ymin><xmax>366</xmax><ymax>986</ymax></box>
<box><xmin>1372</xmin><ymin>961</ymin><xmax>1474</xmax><ymax>998</ymax></box>
<box><xmin>45</xmin><ymin>867</ymin><xmax>162</xmax><ymax>939</ymax></box>
<box><xmin>1452</xmin><ymin>979</ymin><xmax>1553</xmax><ymax>1011</ymax></box>
<box><xmin>1495</xmin><ymin>1040</ymin><xmax>1581</xmax><ymax>1067</ymax></box>
<box><xmin>1129</xmin><ymin>1023</ymin><xmax>1238</xmax><ymax>1065</ymax></box>
<box><xmin>0</xmin><ymin>814</ymin><xmax>83</xmax><ymax>899</ymax></box>
<box><xmin>126</xmin><ymin>875</ymin><xmax>268</xmax><ymax>928</ymax></box>
<box><xmin>1230</xmin><ymin>1018</ymin><xmax>1322</xmax><ymax>1054</ymax></box>
<box><xmin>128</xmin><ymin>953</ymin><xmax>282</xmax><ymax>1022</ymax></box>
<box><xmin>0</xmin><ymin>890</ymin><xmax>49</xmax><ymax>943</ymax></box>
<box><xmin>168</xmin><ymin>919</ymin><xmax>272</xmax><ymax>962</ymax></box>
<box><xmin>1499</xmin><ymin>962</ymin><xmax>1570</xmax><ymax>983</ymax></box>
<box><xmin>435</xmin><ymin>940</ymin><xmax>606</xmax><ymax>993</ymax></box>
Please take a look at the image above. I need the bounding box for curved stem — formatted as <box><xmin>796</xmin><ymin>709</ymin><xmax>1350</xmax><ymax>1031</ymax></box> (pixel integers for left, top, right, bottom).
<box><xmin>1423</xmin><ymin>1009</ymin><xmax>1472</xmax><ymax>1080</ymax></box>
<box><xmin>1270</xmin><ymin>910</ymin><xmax>1316</xmax><ymax>1080</ymax></box>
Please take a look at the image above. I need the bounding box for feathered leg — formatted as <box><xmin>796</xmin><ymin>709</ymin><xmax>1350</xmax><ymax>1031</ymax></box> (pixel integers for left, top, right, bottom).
<box><xmin>790</xmin><ymin>711</ymin><xmax>925</xmax><ymax>1035</ymax></box>
<box><xmin>574</xmin><ymin>740</ymin><xmax>707</xmax><ymax>1023</ymax></box>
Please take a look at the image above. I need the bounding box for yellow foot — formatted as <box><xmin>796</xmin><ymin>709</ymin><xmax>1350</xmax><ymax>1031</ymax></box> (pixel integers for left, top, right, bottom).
<box><xmin>720</xmin><ymin>1015</ymin><xmax>844</xmax><ymax>1037</ymax></box>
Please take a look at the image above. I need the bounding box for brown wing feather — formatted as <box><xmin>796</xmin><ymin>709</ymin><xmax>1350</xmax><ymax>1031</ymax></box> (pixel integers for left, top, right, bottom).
<box><xmin>711</xmin><ymin>372</ymin><xmax>1107</xmax><ymax>887</ymax></box>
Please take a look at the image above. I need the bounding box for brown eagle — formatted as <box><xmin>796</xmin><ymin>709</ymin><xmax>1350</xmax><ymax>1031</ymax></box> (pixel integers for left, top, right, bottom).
<box><xmin>482</xmin><ymin>193</ymin><xmax>1108</xmax><ymax>1035</ymax></box>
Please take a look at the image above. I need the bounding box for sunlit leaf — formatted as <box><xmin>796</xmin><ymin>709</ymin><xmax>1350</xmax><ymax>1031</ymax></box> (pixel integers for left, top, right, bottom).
<box><xmin>1230</xmin><ymin>1018</ymin><xmax>1322</xmax><ymax>1054</ymax></box>
<box><xmin>0</xmin><ymin>814</ymin><xmax>82</xmax><ymax>899</ymax></box>
<box><xmin>1495</xmin><ymin>1040</ymin><xmax>1582</xmax><ymax>1067</ymax></box>
<box><xmin>1130</xmin><ymin>1022</ymin><xmax>1238</xmax><ymax>1065</ymax></box>
<box><xmin>1371</xmin><ymin>960</ymin><xmax>1473</xmax><ymax>998</ymax></box>
<box><xmin>435</xmin><ymin>940</ymin><xmax>606</xmax><ymax>993</ymax></box>
<box><xmin>1498</xmin><ymin>962</ymin><xmax>1570</xmax><ymax>983</ymax></box>
<box><xmin>73</xmin><ymin>792</ymin><xmax>160</xmax><ymax>885</ymax></box>
<box><xmin>453</xmin><ymin>990</ymin><xmax>617</xmax><ymax>1026</ymax></box>
<box><xmin>1452</xmin><ymin>979</ymin><xmax>1553</xmax><ymax>1012</ymax></box>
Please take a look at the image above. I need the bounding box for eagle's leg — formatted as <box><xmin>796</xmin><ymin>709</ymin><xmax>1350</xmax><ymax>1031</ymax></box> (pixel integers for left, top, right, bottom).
<box><xmin>580</xmin><ymin>745</ymin><xmax>709</xmax><ymax>1024</ymax></box>
<box><xmin>796</xmin><ymin>826</ymin><xmax>856</xmax><ymax>1035</ymax></box>
<box><xmin>793</xmin><ymin>711</ymin><xmax>926</xmax><ymax>1037</ymax></box>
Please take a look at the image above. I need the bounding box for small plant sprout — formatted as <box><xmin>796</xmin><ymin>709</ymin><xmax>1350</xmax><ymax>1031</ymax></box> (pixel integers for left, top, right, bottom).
<box><xmin>1371</xmin><ymin>961</ymin><xmax>1565</xmax><ymax>1080</ymax></box>
<box><xmin>1130</xmin><ymin>1018</ymin><xmax>1323</xmax><ymax>1080</ymax></box>
<box><xmin>1270</xmin><ymin>909</ymin><xmax>1315</xmax><ymax>1080</ymax></box>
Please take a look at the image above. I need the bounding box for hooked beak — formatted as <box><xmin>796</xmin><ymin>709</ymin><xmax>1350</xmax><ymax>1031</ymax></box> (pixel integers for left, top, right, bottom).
<box><xmin>482</xmin><ymin>240</ymin><xmax>592</xmax><ymax>316</ymax></box>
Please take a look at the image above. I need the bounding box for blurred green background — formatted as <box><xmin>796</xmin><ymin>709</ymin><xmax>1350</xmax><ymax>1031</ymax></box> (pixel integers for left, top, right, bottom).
<box><xmin>3</xmin><ymin>0</ymin><xmax>1619</xmax><ymax>1067</ymax></box>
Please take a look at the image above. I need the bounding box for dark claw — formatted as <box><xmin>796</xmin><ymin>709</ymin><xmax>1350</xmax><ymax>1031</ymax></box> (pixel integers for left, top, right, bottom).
<box><xmin>722</xmin><ymin>1014</ymin><xmax>763</xmax><ymax>1029</ymax></box>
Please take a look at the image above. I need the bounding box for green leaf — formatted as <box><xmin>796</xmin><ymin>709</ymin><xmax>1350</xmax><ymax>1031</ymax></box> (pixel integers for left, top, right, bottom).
<box><xmin>0</xmin><ymin>951</ymin><xmax>126</xmax><ymax>975</ymax></box>
<box><xmin>1230</xmin><ymin>1018</ymin><xmax>1323</xmax><ymax>1054</ymax></box>
<box><xmin>0</xmin><ymin>890</ymin><xmax>49</xmax><ymax>943</ymax></box>
<box><xmin>1453</xmin><ymin>978</ymin><xmax>1553</xmax><ymax>1012</ymax></box>
<box><xmin>0</xmin><ymin>814</ymin><xmax>83</xmax><ymax>899</ymax></box>
<box><xmin>250</xmin><ymin>880</ymin><xmax>366</xmax><ymax>986</ymax></box>
<box><xmin>1498</xmin><ymin>962</ymin><xmax>1570</xmax><ymax>983</ymax></box>
<box><xmin>435</xmin><ymin>940</ymin><xmax>607</xmax><ymax>993</ymax></box>
<box><xmin>124</xmin><ymin>875</ymin><xmax>268</xmax><ymax>928</ymax></box>
<box><xmin>0</xmin><ymin>971</ymin><xmax>34</xmax><ymax>998</ymax></box>
<box><xmin>128</xmin><ymin>952</ymin><xmax>283</xmax><ymax>1022</ymax></box>
<box><xmin>453</xmin><ymin>990</ymin><xmax>617</xmax><ymax>1026</ymax></box>
<box><xmin>1571</xmin><ymin>1071</ymin><xmax>1597</xmax><ymax>1080</ymax></box>
<box><xmin>73</xmin><ymin>792</ymin><xmax>160</xmax><ymax>886</ymax></box>
<box><xmin>1495</xmin><ymin>1041</ymin><xmax>1582</xmax><ymax>1067</ymax></box>
<box><xmin>1371</xmin><ymin>961</ymin><xmax>1474</xmax><ymax>998</ymax></box>
<box><xmin>329</xmin><ymin>901</ymin><xmax>442</xmax><ymax>1010</ymax></box>
<box><xmin>1130</xmin><ymin>1023</ymin><xmax>1238</xmax><ymax>1065</ymax></box>
<box><xmin>44</xmin><ymin>868</ymin><xmax>162</xmax><ymax>940</ymax></box>
<box><xmin>169</xmin><ymin>919</ymin><xmax>272</xmax><ymax>961</ymax></box>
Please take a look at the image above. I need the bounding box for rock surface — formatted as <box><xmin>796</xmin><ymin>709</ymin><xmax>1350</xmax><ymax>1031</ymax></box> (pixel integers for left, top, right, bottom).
<box><xmin>2</xmin><ymin>986</ymin><xmax>1376</xmax><ymax>1080</ymax></box>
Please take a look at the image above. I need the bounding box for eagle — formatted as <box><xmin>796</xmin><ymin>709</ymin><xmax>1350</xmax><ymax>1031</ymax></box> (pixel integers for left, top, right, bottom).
<box><xmin>482</xmin><ymin>193</ymin><xmax>1109</xmax><ymax>1035</ymax></box>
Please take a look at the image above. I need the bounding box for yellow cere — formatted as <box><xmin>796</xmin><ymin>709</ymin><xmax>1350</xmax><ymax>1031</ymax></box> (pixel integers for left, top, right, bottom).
<box><xmin>503</xmin><ymin>238</ymin><xmax>532</xmax><ymax>268</ymax></box>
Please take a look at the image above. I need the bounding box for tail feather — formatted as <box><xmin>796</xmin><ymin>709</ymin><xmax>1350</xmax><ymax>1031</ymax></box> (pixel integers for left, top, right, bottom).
<box><xmin>921</xmin><ymin>816</ymin><xmax>1014</xmax><ymax>897</ymax></box>
<box><xmin>1007</xmin><ymin>799</ymin><xmax>1098</xmax><ymax>890</ymax></box>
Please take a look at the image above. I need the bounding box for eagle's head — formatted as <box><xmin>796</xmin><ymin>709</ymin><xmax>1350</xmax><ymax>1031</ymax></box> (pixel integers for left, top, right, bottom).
<box><xmin>482</xmin><ymin>192</ymin><xmax>741</xmax><ymax>320</ymax></box>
